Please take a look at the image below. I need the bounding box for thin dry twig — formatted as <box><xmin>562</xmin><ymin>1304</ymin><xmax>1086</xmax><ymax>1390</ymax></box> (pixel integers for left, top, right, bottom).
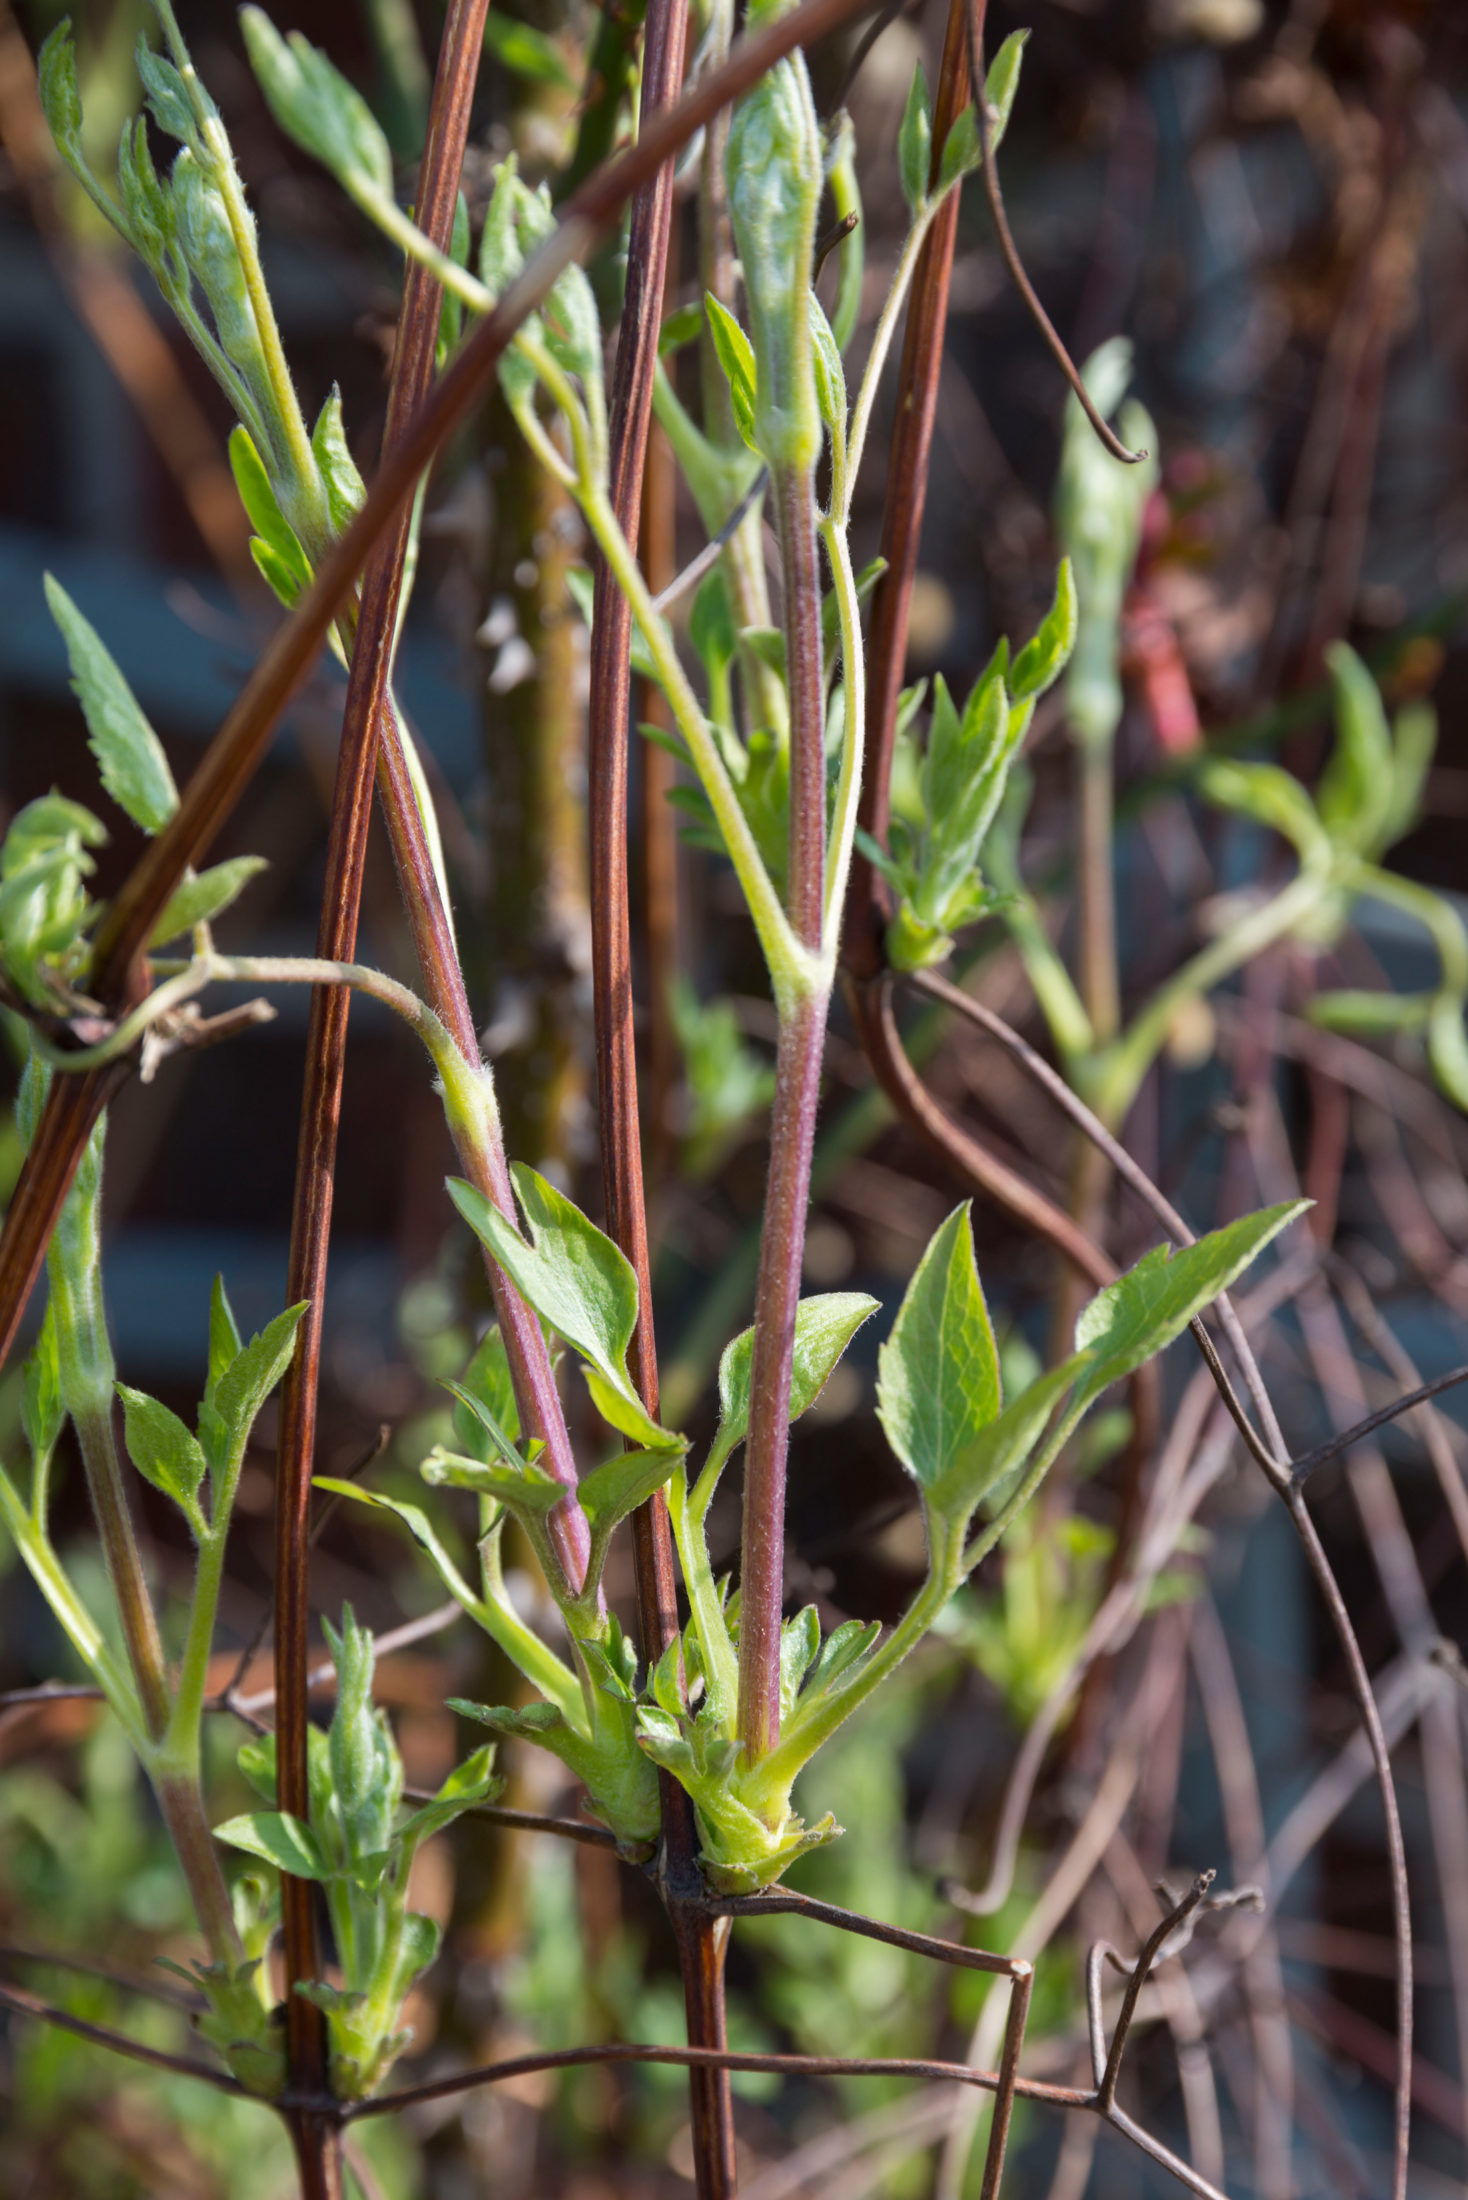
<box><xmin>963</xmin><ymin>0</ymin><xmax>1147</xmax><ymax>467</ymax></box>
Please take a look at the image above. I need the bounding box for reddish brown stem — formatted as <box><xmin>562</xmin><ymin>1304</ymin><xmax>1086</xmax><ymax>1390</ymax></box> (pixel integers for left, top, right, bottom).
<box><xmin>374</xmin><ymin>691</ymin><xmax>590</xmax><ymax>1583</ymax></box>
<box><xmin>734</xmin><ymin>444</ymin><xmax>832</xmax><ymax>1768</ymax></box>
<box><xmin>737</xmin><ymin>983</ymin><xmax>829</xmax><ymax>1762</ymax></box>
<box><xmin>270</xmin><ymin>2</ymin><xmax>492</xmax><ymax>2177</ymax></box>
<box><xmin>847</xmin><ymin>974</ymin><xmax>1114</xmax><ymax>1291</ymax></box>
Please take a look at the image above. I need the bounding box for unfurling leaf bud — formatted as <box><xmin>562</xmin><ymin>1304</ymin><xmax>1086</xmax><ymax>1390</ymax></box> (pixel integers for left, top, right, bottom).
<box><xmin>727</xmin><ymin>53</ymin><xmax>823</xmax><ymax>474</ymax></box>
<box><xmin>324</xmin><ymin>1606</ymin><xmax>400</xmax><ymax>1866</ymax></box>
<box><xmin>240</xmin><ymin>8</ymin><xmax>393</xmax><ymax>203</ymax></box>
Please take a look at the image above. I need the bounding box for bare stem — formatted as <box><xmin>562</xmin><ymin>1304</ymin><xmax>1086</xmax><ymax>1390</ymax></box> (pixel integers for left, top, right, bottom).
<box><xmin>737</xmin><ymin>985</ymin><xmax>829</xmax><ymax>1763</ymax></box>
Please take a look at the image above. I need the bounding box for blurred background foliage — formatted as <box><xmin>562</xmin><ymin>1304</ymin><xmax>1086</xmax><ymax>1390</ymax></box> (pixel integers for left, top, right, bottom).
<box><xmin>2</xmin><ymin>0</ymin><xmax>1468</xmax><ymax>2192</ymax></box>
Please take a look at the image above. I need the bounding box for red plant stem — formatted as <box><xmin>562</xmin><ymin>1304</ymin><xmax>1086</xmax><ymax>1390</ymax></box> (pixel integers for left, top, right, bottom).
<box><xmin>737</xmin><ymin>982</ymin><xmax>828</xmax><ymax>1763</ymax></box>
<box><xmin>372</xmin><ymin>697</ymin><xmax>590</xmax><ymax>1585</ymax></box>
<box><xmin>584</xmin><ymin>3</ymin><xmax>737</xmax><ymax>2185</ymax></box>
<box><xmin>735</xmin><ymin>448</ymin><xmax>829</xmax><ymax>1765</ymax></box>
<box><xmin>0</xmin><ymin>0</ymin><xmax>877</xmax><ymax>1375</ymax></box>
<box><xmin>850</xmin><ymin>975</ymin><xmax>1114</xmax><ymax>1290</ymax></box>
<box><xmin>271</xmin><ymin>3</ymin><xmax>491</xmax><ymax>2180</ymax></box>
<box><xmin>843</xmin><ymin>0</ymin><xmax>975</xmax><ymax>979</ymax></box>
<box><xmin>641</xmin><ymin>416</ymin><xmax>681</xmax><ymax>1207</ymax></box>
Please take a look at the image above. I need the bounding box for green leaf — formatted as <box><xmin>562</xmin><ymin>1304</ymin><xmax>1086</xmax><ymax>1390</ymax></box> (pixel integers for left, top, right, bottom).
<box><xmin>578</xmin><ymin>1447</ymin><xmax>684</xmax><ymax>1542</ymax></box>
<box><xmin>798</xmin><ymin>1616</ymin><xmax>881</xmax><ymax>1704</ymax></box>
<box><xmin>310</xmin><ymin>389</ymin><xmax>365</xmax><ymax>535</ymax></box>
<box><xmin>779</xmin><ymin>1604</ymin><xmax>820</xmax><ymax>1717</ymax></box>
<box><xmin>44</xmin><ymin>577</ymin><xmax>178</xmax><ymax>835</ymax></box>
<box><xmin>149</xmin><ymin>856</ymin><xmax>267</xmax><ymax>945</ymax></box>
<box><xmin>237</xmin><ymin>1726</ymin><xmax>332</xmax><ymax>1816</ymax></box>
<box><xmin>451</xmin><ymin>1325</ymin><xmax>521</xmax><ymax>1455</ymax></box>
<box><xmin>323</xmin><ymin>1604</ymin><xmax>399</xmax><ymax>1864</ymax></box>
<box><xmin>937</xmin><ymin>103</ymin><xmax>980</xmax><ymax>195</ymax></box>
<box><xmin>37</xmin><ymin>23</ymin><xmax>83</xmax><ymax>165</ymax></box>
<box><xmin>809</xmin><ymin>291</ymin><xmax>845</xmax><ymax>441</ymax></box>
<box><xmin>117</xmin><ymin>117</ymin><xmax>175</xmax><ymax>273</ymax></box>
<box><xmin>984</xmin><ymin>29</ymin><xmax>1027</xmax><ymax>150</ymax></box>
<box><xmin>659</xmin><ymin>300</ymin><xmax>705</xmax><ymax>357</ymax></box>
<box><xmin>1305</xmin><ymin>989</ymin><xmax>1431</xmax><ymax>1038</ymax></box>
<box><xmin>1318</xmin><ymin>643</ymin><xmax>1393</xmax><ymax>855</ymax></box>
<box><xmin>395</xmin><ymin>1745</ymin><xmax>501</xmax><ymax>1850</ymax></box>
<box><xmin>930</xmin><ymin>1357</ymin><xmax>1081</xmax><ymax>1525</ymax></box>
<box><xmin>741</xmin><ymin>626</ymin><xmax>787</xmax><ymax>680</ymax></box>
<box><xmin>482</xmin><ymin>11</ymin><xmax>577</xmax><ymax>92</ymax></box>
<box><xmin>250</xmin><ymin>538</ymin><xmax>304</xmax><ymax>611</ymax></box>
<box><xmin>0</xmin><ymin>794</ymin><xmax>103</xmax><ymax>1005</ymax></box>
<box><xmin>213</xmin><ymin>1304</ymin><xmax>308</xmax><ymax>1461</ymax></box>
<box><xmin>240</xmin><ymin>8</ymin><xmax>393</xmax><ymax>200</ymax></box>
<box><xmin>207</xmin><ymin>1276</ymin><xmax>243</xmax><ymax>1403</ymax></box>
<box><xmin>448</xmin><ymin>1166</ymin><xmax>670</xmax><ymax>1448</ymax></box>
<box><xmin>714</xmin><ymin>1292</ymin><xmax>878</xmax><ymax>1460</ymax></box>
<box><xmin>21</xmin><ymin>1305</ymin><xmax>63</xmax><ymax>1466</ymax></box>
<box><xmin>649</xmin><ymin>1636</ymin><xmax>684</xmax><ymax>1719</ymax></box>
<box><xmin>420</xmin><ymin>1444</ymin><xmax>563</xmax><ymax>1515</ymax></box>
<box><xmin>877</xmin><ymin>1205</ymin><xmax>999</xmax><ymax>1492</ymax></box>
<box><xmin>898</xmin><ymin>61</ymin><xmax>932</xmax><ymax>213</ymax></box>
<box><xmin>705</xmin><ymin>294</ymin><xmax>760</xmax><ymax>456</ymax></box>
<box><xmin>116</xmin><ymin>1383</ymin><xmax>208</xmax><ymax>1535</ymax></box>
<box><xmin>213</xmin><ymin>1810</ymin><xmax>331</xmax><ymax>1882</ymax></box>
<box><xmin>1197</xmin><ymin>758</ymin><xmax>1330</xmax><ymax>869</ymax></box>
<box><xmin>229</xmin><ymin>428</ymin><xmax>311</xmax><ymax>587</ymax></box>
<box><xmin>1072</xmin><ymin>1202</ymin><xmax>1309</xmax><ymax>1412</ymax></box>
<box><xmin>938</xmin><ymin>38</ymin><xmax>1027</xmax><ymax>194</ymax></box>
<box><xmin>135</xmin><ymin>39</ymin><xmax>202</xmax><ymax>145</ymax></box>
<box><xmin>313</xmin><ymin>1480</ymin><xmax>480</xmax><ymax>1611</ymax></box>
<box><xmin>690</xmin><ymin>571</ymin><xmax>739</xmax><ymax>684</ymax></box>
<box><xmin>1009</xmin><ymin>561</ymin><xmax>1077</xmax><ymax>702</ymax></box>
<box><xmin>1381</xmin><ymin>700</ymin><xmax>1436</xmax><ymax>850</ymax></box>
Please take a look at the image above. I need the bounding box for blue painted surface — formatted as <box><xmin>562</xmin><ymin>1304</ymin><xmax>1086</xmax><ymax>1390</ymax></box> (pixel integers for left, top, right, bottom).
<box><xmin>0</xmin><ymin>521</ymin><xmax>482</xmax><ymax>793</ymax></box>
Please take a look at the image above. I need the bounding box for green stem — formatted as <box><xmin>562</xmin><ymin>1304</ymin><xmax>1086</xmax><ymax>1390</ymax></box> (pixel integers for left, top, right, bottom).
<box><xmin>1357</xmin><ymin>863</ymin><xmax>1468</xmax><ymax>992</ymax></box>
<box><xmin>961</xmin><ymin>1399</ymin><xmax>1088</xmax><ymax>1575</ymax></box>
<box><xmin>153</xmin><ymin>0</ymin><xmax>323</xmax><ymax>530</ymax></box>
<box><xmin>819</xmin><ymin>513</ymin><xmax>867</xmax><ymax>956</ymax></box>
<box><xmin>838</xmin><ymin>205</ymin><xmax>937</xmax><ymax>522</ymax></box>
<box><xmin>477</xmin><ymin>1518</ymin><xmax>588</xmax><ymax>1731</ymax></box>
<box><xmin>48</xmin><ymin>1180</ymin><xmax>172</xmax><ymax>1746</ymax></box>
<box><xmin>0</xmin><ymin>1466</ymin><xmax>143</xmax><ymax>1748</ymax></box>
<box><xmin>667</xmin><ymin>1466</ymin><xmax>738</xmax><ymax>1725</ymax></box>
<box><xmin>748</xmin><ymin>1511</ymin><xmax>965</xmax><ymax>1808</ymax></box>
<box><xmin>582</xmin><ymin>487</ymin><xmax>809</xmax><ymax>995</ymax></box>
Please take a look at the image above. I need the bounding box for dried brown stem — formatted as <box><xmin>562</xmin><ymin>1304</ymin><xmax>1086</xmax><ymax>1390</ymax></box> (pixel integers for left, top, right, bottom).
<box><xmin>965</xmin><ymin>0</ymin><xmax>1147</xmax><ymax>469</ymax></box>
<box><xmin>0</xmin><ymin>1977</ymin><xmax>248</xmax><ymax>2094</ymax></box>
<box><xmin>847</xmin><ymin>973</ymin><xmax>1114</xmax><ymax>1289</ymax></box>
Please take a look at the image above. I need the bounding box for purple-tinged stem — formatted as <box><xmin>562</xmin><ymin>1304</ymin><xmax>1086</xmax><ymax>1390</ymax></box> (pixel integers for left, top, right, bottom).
<box><xmin>736</xmin><ymin>450</ymin><xmax>829</xmax><ymax>1766</ymax></box>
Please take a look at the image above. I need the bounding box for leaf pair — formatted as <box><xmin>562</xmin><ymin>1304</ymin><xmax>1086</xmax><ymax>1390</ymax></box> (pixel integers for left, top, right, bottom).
<box><xmin>897</xmin><ymin>32</ymin><xmax>1028</xmax><ymax>215</ymax></box>
<box><xmin>117</xmin><ymin>1282</ymin><xmax>305</xmax><ymax>1540</ymax></box>
<box><xmin>878</xmin><ymin>1199</ymin><xmax>1307</xmax><ymax>1539</ymax></box>
<box><xmin>449</xmin><ymin>1164</ymin><xmax>681</xmax><ymax>1454</ymax></box>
